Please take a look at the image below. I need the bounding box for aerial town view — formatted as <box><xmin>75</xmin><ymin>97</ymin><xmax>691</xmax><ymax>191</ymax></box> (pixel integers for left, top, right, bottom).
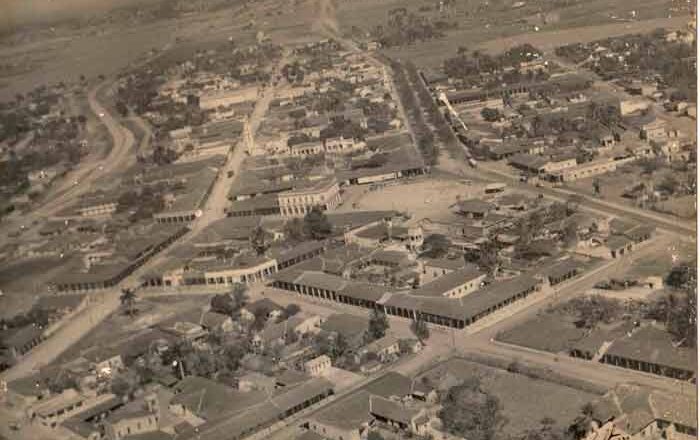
<box><xmin>0</xmin><ymin>0</ymin><xmax>696</xmax><ymax>439</ymax></box>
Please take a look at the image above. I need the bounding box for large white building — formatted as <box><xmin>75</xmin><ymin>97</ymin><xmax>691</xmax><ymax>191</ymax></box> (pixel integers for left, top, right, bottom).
<box><xmin>278</xmin><ymin>177</ymin><xmax>342</xmax><ymax>217</ymax></box>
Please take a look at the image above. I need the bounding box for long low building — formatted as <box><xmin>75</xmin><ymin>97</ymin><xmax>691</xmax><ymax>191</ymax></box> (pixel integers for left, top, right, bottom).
<box><xmin>271</xmin><ymin>268</ymin><xmax>541</xmax><ymax>329</ymax></box>
<box><xmin>52</xmin><ymin>225</ymin><xmax>189</xmax><ymax>292</ymax></box>
<box><xmin>177</xmin><ymin>378</ymin><xmax>334</xmax><ymax>440</ymax></box>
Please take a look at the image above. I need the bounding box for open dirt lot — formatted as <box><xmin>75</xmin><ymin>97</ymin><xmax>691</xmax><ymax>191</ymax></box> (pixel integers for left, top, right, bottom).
<box><xmin>340</xmin><ymin>177</ymin><xmax>486</xmax><ymax>223</ymax></box>
<box><xmin>0</xmin><ymin>258</ymin><xmax>67</xmax><ymax>318</ymax></box>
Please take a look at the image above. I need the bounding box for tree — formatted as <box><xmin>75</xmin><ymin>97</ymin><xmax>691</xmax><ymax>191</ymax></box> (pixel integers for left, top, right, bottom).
<box><xmin>439</xmin><ymin>378</ymin><xmax>505</xmax><ymax>440</ymax></box>
<box><xmin>476</xmin><ymin>238</ymin><xmax>500</xmax><ymax>276</ymax></box>
<box><xmin>284</xmin><ymin>217</ymin><xmax>306</xmax><ymax>241</ymax></box>
<box><xmin>211</xmin><ymin>293</ymin><xmax>235</xmax><ymax>315</ymax></box>
<box><xmin>568</xmin><ymin>402</ymin><xmax>595</xmax><ymax>439</ymax></box>
<box><xmin>367</xmin><ymin>431</ymin><xmax>385</xmax><ymax>440</ymax></box>
<box><xmin>481</xmin><ymin>107</ymin><xmax>502</xmax><ymax>122</ymax></box>
<box><xmin>422</xmin><ymin>234</ymin><xmax>451</xmax><ymax>258</ymax></box>
<box><xmin>250</xmin><ymin>226</ymin><xmax>269</xmax><ymax>256</ymax></box>
<box><xmin>284</xmin><ymin>303</ymin><xmax>301</xmax><ymax>317</ymax></box>
<box><xmin>410</xmin><ymin>314</ymin><xmax>430</xmax><ymax>342</ymax></box>
<box><xmin>592</xmin><ymin>178</ymin><xmax>601</xmax><ymax>196</ymax></box>
<box><xmin>303</xmin><ymin>206</ymin><xmax>333</xmax><ymax>239</ymax></box>
<box><xmin>111</xmin><ymin>369</ymin><xmax>141</xmax><ymax>400</ymax></box>
<box><xmin>47</xmin><ymin>369</ymin><xmax>79</xmax><ymax>394</ymax></box>
<box><xmin>230</xmin><ymin>283</ymin><xmax>249</xmax><ymax>311</ymax></box>
<box><xmin>564</xmin><ymin>295</ymin><xmax>622</xmax><ymax>329</ymax></box>
<box><xmin>120</xmin><ymin>288</ymin><xmax>137</xmax><ymax>318</ymax></box>
<box><xmin>367</xmin><ymin>309</ymin><xmax>389</xmax><ymax>341</ymax></box>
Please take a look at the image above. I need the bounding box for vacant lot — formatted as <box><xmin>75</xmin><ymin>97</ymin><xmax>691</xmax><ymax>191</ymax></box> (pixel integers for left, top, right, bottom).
<box><xmin>497</xmin><ymin>311</ymin><xmax>586</xmax><ymax>354</ymax></box>
<box><xmin>345</xmin><ymin>177</ymin><xmax>490</xmax><ymax>223</ymax></box>
<box><xmin>0</xmin><ymin>257</ymin><xmax>68</xmax><ymax>317</ymax></box>
<box><xmin>622</xmin><ymin>236</ymin><xmax>695</xmax><ymax>279</ymax></box>
<box><xmin>419</xmin><ymin>358</ymin><xmax>598</xmax><ymax>435</ymax></box>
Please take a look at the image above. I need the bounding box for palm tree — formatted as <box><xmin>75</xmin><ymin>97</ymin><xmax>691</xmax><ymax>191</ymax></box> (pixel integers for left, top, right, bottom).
<box><xmin>120</xmin><ymin>288</ymin><xmax>137</xmax><ymax>318</ymax></box>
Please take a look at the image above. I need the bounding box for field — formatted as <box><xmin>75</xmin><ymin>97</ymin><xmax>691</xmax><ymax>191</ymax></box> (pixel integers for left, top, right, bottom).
<box><xmin>0</xmin><ymin>23</ymin><xmax>174</xmax><ymax>101</ymax></box>
<box><xmin>0</xmin><ymin>257</ymin><xmax>68</xmax><ymax>318</ymax></box>
<box><xmin>621</xmin><ymin>236</ymin><xmax>696</xmax><ymax>279</ymax></box>
<box><xmin>334</xmin><ymin>0</ymin><xmax>690</xmax><ymax>69</ymax></box>
<box><xmin>418</xmin><ymin>358</ymin><xmax>598</xmax><ymax>435</ymax></box>
<box><xmin>497</xmin><ymin>311</ymin><xmax>586</xmax><ymax>354</ymax></box>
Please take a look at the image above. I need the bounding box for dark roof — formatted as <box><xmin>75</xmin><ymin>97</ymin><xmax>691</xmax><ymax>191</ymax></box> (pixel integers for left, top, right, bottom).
<box><xmin>172</xmin><ymin>376</ymin><xmax>267</xmax><ymax>420</ymax></box>
<box><xmin>422</xmin><ymin>258</ymin><xmax>466</xmax><ymax>271</ymax></box>
<box><xmin>605</xmin><ymin>325</ymin><xmax>696</xmax><ymax>372</ymax></box>
<box><xmin>339</xmin><ymin>282</ymin><xmax>388</xmax><ymax>302</ymax></box>
<box><xmin>540</xmin><ymin>258</ymin><xmax>580</xmax><ymax>280</ymax></box>
<box><xmin>243</xmin><ymin>298</ymin><xmax>284</xmax><ymax>315</ymax></box>
<box><xmin>269</xmin><ymin>240</ymin><xmax>326</xmax><ymax>263</ymax></box>
<box><xmin>456</xmin><ymin>199</ymin><xmax>494</xmax><ymax>214</ymax></box>
<box><xmin>381</xmin><ymin>274</ymin><xmax>539</xmax><ymax>322</ymax></box>
<box><xmin>275</xmin><ymin>369</ymin><xmax>309</xmax><ymax>387</ymax></box>
<box><xmin>369</xmin><ymin>395</ymin><xmax>419</xmax><ymax>425</ymax></box>
<box><xmin>411</xmin><ymin>266</ymin><xmax>485</xmax><ymax>297</ymax></box>
<box><xmin>228</xmin><ymin>194</ymin><xmax>280</xmax><ymax>213</ymax></box>
<box><xmin>320</xmin><ymin>314</ymin><xmax>369</xmax><ymax>340</ymax></box>
<box><xmin>363</xmin><ymin>372</ymin><xmax>412</xmax><ymax>398</ymax></box>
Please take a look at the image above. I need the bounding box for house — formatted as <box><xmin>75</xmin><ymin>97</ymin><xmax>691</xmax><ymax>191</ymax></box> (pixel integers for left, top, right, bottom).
<box><xmin>104</xmin><ymin>393</ymin><xmax>160</xmax><ymax>440</ymax></box>
<box><xmin>357</xmin><ymin>335</ymin><xmax>400</xmax><ymax>363</ymax></box>
<box><xmin>411</xmin><ymin>265</ymin><xmax>486</xmax><ymax>299</ymax></box>
<box><xmin>585</xmin><ymin>385</ymin><xmax>697</xmax><ymax>440</ymax></box>
<box><xmin>640</xmin><ymin>120</ymin><xmax>668</xmax><ymax>142</ymax></box>
<box><xmin>83</xmin><ymin>347</ymin><xmax>125</xmax><ymax>378</ymax></box>
<box><xmin>29</xmin><ymin>388</ymin><xmax>86</xmax><ymax>428</ymax></box>
<box><xmin>240</xmin><ymin>298</ymin><xmax>285</xmax><ymax>322</ymax></box>
<box><xmin>455</xmin><ymin>199</ymin><xmax>494</xmax><ymax>219</ymax></box>
<box><xmin>170</xmin><ymin>376</ymin><xmax>267</xmax><ymax>422</ymax></box>
<box><xmin>420</xmin><ymin>258</ymin><xmax>466</xmax><ymax>283</ymax></box>
<box><xmin>320</xmin><ymin>314</ymin><xmax>369</xmax><ymax>348</ymax></box>
<box><xmin>304</xmin><ymin>355</ymin><xmax>332</xmax><ymax>376</ymax></box>
<box><xmin>369</xmin><ymin>396</ymin><xmax>430</xmax><ymax>436</ymax></box>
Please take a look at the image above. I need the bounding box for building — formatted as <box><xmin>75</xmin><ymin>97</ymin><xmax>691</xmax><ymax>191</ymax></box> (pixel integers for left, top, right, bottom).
<box><xmin>586</xmin><ymin>385</ymin><xmax>697</xmax><ymax>440</ymax></box>
<box><xmin>357</xmin><ymin>335</ymin><xmax>400</xmax><ymax>363</ymax></box>
<box><xmin>369</xmin><ymin>396</ymin><xmax>430</xmax><ymax>436</ymax></box>
<box><xmin>75</xmin><ymin>197</ymin><xmax>119</xmax><ymax>218</ymax></box>
<box><xmin>640</xmin><ymin>120</ymin><xmax>668</xmax><ymax>142</ymax></box>
<box><xmin>273</xmin><ymin>268</ymin><xmax>539</xmax><ymax>329</ymax></box>
<box><xmin>198</xmin><ymin>86</ymin><xmax>258</xmax><ymax>110</ymax></box>
<box><xmin>30</xmin><ymin>389</ymin><xmax>86</xmax><ymax>428</ymax></box>
<box><xmin>175</xmin><ymin>378</ymin><xmax>334</xmax><ymax>440</ymax></box>
<box><xmin>304</xmin><ymin>355</ymin><xmax>332</xmax><ymax>376</ymax></box>
<box><xmin>104</xmin><ymin>394</ymin><xmax>160</xmax><ymax>440</ymax></box>
<box><xmin>412</xmin><ymin>265</ymin><xmax>486</xmax><ymax>298</ymax></box>
<box><xmin>455</xmin><ymin>199</ymin><xmax>495</xmax><ymax>219</ymax></box>
<box><xmin>547</xmin><ymin>158</ymin><xmax>619</xmax><ymax>182</ymax></box>
<box><xmin>601</xmin><ymin>325</ymin><xmax>696</xmax><ymax>380</ymax></box>
<box><xmin>278</xmin><ymin>177</ymin><xmax>342</xmax><ymax>217</ymax></box>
